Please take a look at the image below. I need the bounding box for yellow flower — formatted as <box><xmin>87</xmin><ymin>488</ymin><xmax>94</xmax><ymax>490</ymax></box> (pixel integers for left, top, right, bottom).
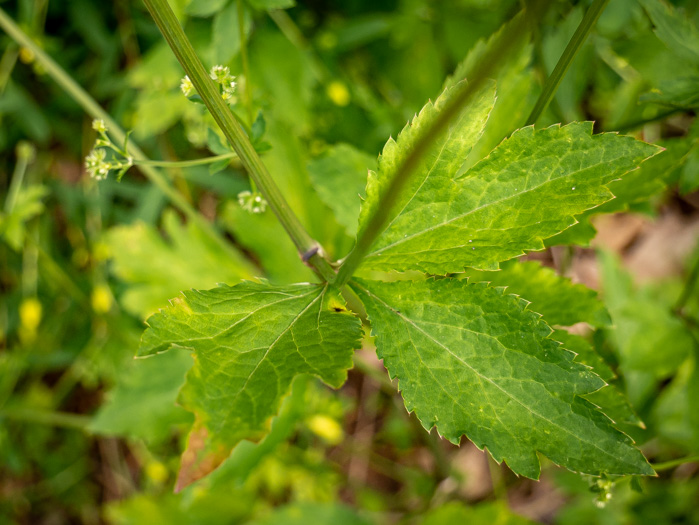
<box><xmin>307</xmin><ymin>414</ymin><xmax>343</xmax><ymax>445</ymax></box>
<box><xmin>91</xmin><ymin>284</ymin><xmax>113</xmax><ymax>314</ymax></box>
<box><xmin>326</xmin><ymin>81</ymin><xmax>350</xmax><ymax>107</ymax></box>
<box><xmin>19</xmin><ymin>297</ymin><xmax>42</xmax><ymax>332</ymax></box>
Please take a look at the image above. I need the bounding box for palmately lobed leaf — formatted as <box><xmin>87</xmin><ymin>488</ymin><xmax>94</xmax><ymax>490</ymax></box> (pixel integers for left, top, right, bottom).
<box><xmin>352</xmin><ymin>277</ymin><xmax>653</xmax><ymax>479</ymax></box>
<box><xmin>359</xmin><ymin>115</ymin><xmax>661</xmax><ymax>274</ymax></box>
<box><xmin>139</xmin><ymin>281</ymin><xmax>362</xmax><ymax>489</ymax></box>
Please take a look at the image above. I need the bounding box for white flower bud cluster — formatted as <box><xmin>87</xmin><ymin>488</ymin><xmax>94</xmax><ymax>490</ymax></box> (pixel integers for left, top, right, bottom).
<box><xmin>180</xmin><ymin>75</ymin><xmax>194</xmax><ymax>97</ymax></box>
<box><xmin>238</xmin><ymin>190</ymin><xmax>267</xmax><ymax>214</ymax></box>
<box><xmin>210</xmin><ymin>65</ymin><xmax>237</xmax><ymax>102</ymax></box>
<box><xmin>180</xmin><ymin>66</ymin><xmax>237</xmax><ymax>104</ymax></box>
<box><xmin>84</xmin><ymin>120</ymin><xmax>133</xmax><ymax>181</ymax></box>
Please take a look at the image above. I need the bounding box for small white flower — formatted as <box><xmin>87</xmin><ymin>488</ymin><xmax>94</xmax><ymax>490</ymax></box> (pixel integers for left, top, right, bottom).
<box><xmin>85</xmin><ymin>148</ymin><xmax>109</xmax><ymax>180</ymax></box>
<box><xmin>180</xmin><ymin>75</ymin><xmax>194</xmax><ymax>97</ymax></box>
<box><xmin>92</xmin><ymin>119</ymin><xmax>107</xmax><ymax>134</ymax></box>
<box><xmin>210</xmin><ymin>65</ymin><xmax>231</xmax><ymax>84</ymax></box>
<box><xmin>238</xmin><ymin>190</ymin><xmax>267</xmax><ymax>214</ymax></box>
<box><xmin>222</xmin><ymin>80</ymin><xmax>237</xmax><ymax>102</ymax></box>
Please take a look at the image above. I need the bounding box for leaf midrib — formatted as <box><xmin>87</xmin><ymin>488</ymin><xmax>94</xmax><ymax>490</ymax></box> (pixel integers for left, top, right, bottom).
<box><xmin>365</xmin><ymin>144</ymin><xmax>624</xmax><ymax>259</ymax></box>
<box><xmin>355</xmin><ymin>282</ymin><xmax>641</xmax><ymax>471</ymax></box>
<box><xmin>213</xmin><ymin>286</ymin><xmax>326</xmax><ymax>435</ymax></box>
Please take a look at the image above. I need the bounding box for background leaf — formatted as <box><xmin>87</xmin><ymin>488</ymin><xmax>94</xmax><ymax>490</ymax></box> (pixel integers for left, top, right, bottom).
<box><xmin>307</xmin><ymin>143</ymin><xmax>375</xmax><ymax>237</ymax></box>
<box><xmin>462</xmin><ymin>260</ymin><xmax>611</xmax><ymax>328</ymax></box>
<box><xmin>104</xmin><ymin>209</ymin><xmax>256</xmax><ymax>318</ymax></box>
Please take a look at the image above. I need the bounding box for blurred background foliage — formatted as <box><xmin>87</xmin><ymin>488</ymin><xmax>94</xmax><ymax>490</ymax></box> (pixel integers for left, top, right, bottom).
<box><xmin>0</xmin><ymin>0</ymin><xmax>698</xmax><ymax>523</ymax></box>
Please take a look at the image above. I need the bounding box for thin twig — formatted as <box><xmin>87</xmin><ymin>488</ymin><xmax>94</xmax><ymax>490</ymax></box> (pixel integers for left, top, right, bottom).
<box><xmin>525</xmin><ymin>0</ymin><xmax>610</xmax><ymax>126</ymax></box>
<box><xmin>651</xmin><ymin>455</ymin><xmax>699</xmax><ymax>471</ymax></box>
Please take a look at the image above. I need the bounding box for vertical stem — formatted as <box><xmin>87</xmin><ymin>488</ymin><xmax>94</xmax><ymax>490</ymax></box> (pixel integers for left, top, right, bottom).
<box><xmin>237</xmin><ymin>0</ymin><xmax>257</xmax><ymax>195</ymax></box>
<box><xmin>525</xmin><ymin>0</ymin><xmax>610</xmax><ymax>126</ymax></box>
<box><xmin>142</xmin><ymin>0</ymin><xmax>336</xmax><ymax>282</ymax></box>
<box><xmin>675</xmin><ymin>256</ymin><xmax>699</xmax><ymax>313</ymax></box>
<box><xmin>4</xmin><ymin>144</ymin><xmax>30</xmax><ymax>213</ymax></box>
<box><xmin>237</xmin><ymin>0</ymin><xmax>253</xmax><ymax>126</ymax></box>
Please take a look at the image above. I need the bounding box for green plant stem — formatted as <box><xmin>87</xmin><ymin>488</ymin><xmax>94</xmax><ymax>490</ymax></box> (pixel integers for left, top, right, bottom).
<box><xmin>525</xmin><ymin>0</ymin><xmax>610</xmax><ymax>126</ymax></box>
<box><xmin>0</xmin><ymin>42</ymin><xmax>18</xmax><ymax>95</ymax></box>
<box><xmin>0</xmin><ymin>407</ymin><xmax>90</xmax><ymax>430</ymax></box>
<box><xmin>487</xmin><ymin>455</ymin><xmax>507</xmax><ymax>499</ymax></box>
<box><xmin>4</xmin><ymin>146</ymin><xmax>30</xmax><ymax>213</ymax></box>
<box><xmin>142</xmin><ymin>0</ymin><xmax>336</xmax><ymax>283</ymax></box>
<box><xmin>651</xmin><ymin>455</ymin><xmax>699</xmax><ymax>471</ymax></box>
<box><xmin>675</xmin><ymin>256</ymin><xmax>699</xmax><ymax>313</ymax></box>
<box><xmin>0</xmin><ymin>8</ymin><xmax>249</xmax><ymax>268</ymax></box>
<box><xmin>237</xmin><ymin>0</ymin><xmax>257</xmax><ymax>195</ymax></box>
<box><xmin>238</xmin><ymin>0</ymin><xmax>254</xmax><ymax>126</ymax></box>
<box><xmin>334</xmin><ymin>1</ymin><xmax>546</xmax><ymax>287</ymax></box>
<box><xmin>136</xmin><ymin>152</ymin><xmax>237</xmax><ymax>168</ymax></box>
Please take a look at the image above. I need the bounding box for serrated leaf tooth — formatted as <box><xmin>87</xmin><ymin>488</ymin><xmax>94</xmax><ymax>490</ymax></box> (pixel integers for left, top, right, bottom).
<box><xmin>353</xmin><ymin>278</ymin><xmax>653</xmax><ymax>478</ymax></box>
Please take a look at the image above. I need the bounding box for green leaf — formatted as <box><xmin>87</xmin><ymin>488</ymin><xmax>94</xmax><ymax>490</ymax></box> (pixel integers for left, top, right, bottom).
<box><xmin>359</xmin><ymin>116</ymin><xmax>660</xmax><ymax>274</ymax></box>
<box><xmin>211</xmin><ymin>1</ymin><xmax>252</xmax><ymax>64</ymax></box>
<box><xmin>421</xmin><ymin>501</ymin><xmax>535</xmax><ymax>525</ymax></box>
<box><xmin>679</xmin><ymin>142</ymin><xmax>699</xmax><ymax>194</ymax></box>
<box><xmin>598</xmin><ymin>250</ymin><xmax>693</xmax><ymax>378</ymax></box>
<box><xmin>463</xmin><ymin>260</ymin><xmax>611</xmax><ymax>328</ymax></box>
<box><xmin>640</xmin><ymin>76</ymin><xmax>699</xmax><ymax>109</ymax></box>
<box><xmin>246</xmin><ymin>0</ymin><xmax>295</xmax><ymax>9</ymax></box>
<box><xmin>208</xmin><ymin>156</ymin><xmax>231</xmax><ymax>175</ymax></box>
<box><xmin>0</xmin><ymin>185</ymin><xmax>48</xmax><ymax>251</ymax></box>
<box><xmin>307</xmin><ymin>143</ymin><xmax>376</xmax><ymax>237</ymax></box>
<box><xmin>352</xmin><ymin>277</ymin><xmax>653</xmax><ymax>478</ymax></box>
<box><xmin>104</xmin><ymin>210</ymin><xmax>255</xmax><ymax>318</ymax></box>
<box><xmin>651</xmin><ymin>359</ymin><xmax>699</xmax><ymax>449</ymax></box>
<box><xmin>585</xmin><ymin>384</ymin><xmax>645</xmax><ymax>431</ymax></box>
<box><xmin>547</xmin><ymin>136</ymin><xmax>689</xmax><ymax>246</ymax></box>
<box><xmin>220</xmin><ymin>200</ymin><xmax>315</xmax><ymax>284</ymax></box>
<box><xmin>445</xmin><ymin>13</ymin><xmax>536</xmax><ymax>172</ymax></box>
<box><xmin>357</xmin><ymin>79</ymin><xmax>496</xmax><ymax>265</ymax></box>
<box><xmin>550</xmin><ymin>330</ymin><xmax>644</xmax><ymax>432</ymax></box>
<box><xmin>89</xmin><ymin>351</ymin><xmax>193</xmax><ymax>443</ymax></box>
<box><xmin>250</xmin><ymin>502</ymin><xmax>372</xmax><ymax>525</ymax></box>
<box><xmin>638</xmin><ymin>0</ymin><xmax>699</xmax><ymax>65</ymax></box>
<box><xmin>186</xmin><ymin>0</ymin><xmax>229</xmax><ymax>18</ymax></box>
<box><xmin>551</xmin><ymin>330</ymin><xmax>614</xmax><ymax>383</ymax></box>
<box><xmin>139</xmin><ymin>281</ymin><xmax>362</xmax><ymax>488</ymax></box>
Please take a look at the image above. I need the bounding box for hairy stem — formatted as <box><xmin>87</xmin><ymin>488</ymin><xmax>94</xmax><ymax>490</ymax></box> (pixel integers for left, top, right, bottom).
<box><xmin>525</xmin><ymin>0</ymin><xmax>610</xmax><ymax>126</ymax></box>
<box><xmin>334</xmin><ymin>1</ymin><xmax>547</xmax><ymax>287</ymax></box>
<box><xmin>142</xmin><ymin>0</ymin><xmax>336</xmax><ymax>282</ymax></box>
